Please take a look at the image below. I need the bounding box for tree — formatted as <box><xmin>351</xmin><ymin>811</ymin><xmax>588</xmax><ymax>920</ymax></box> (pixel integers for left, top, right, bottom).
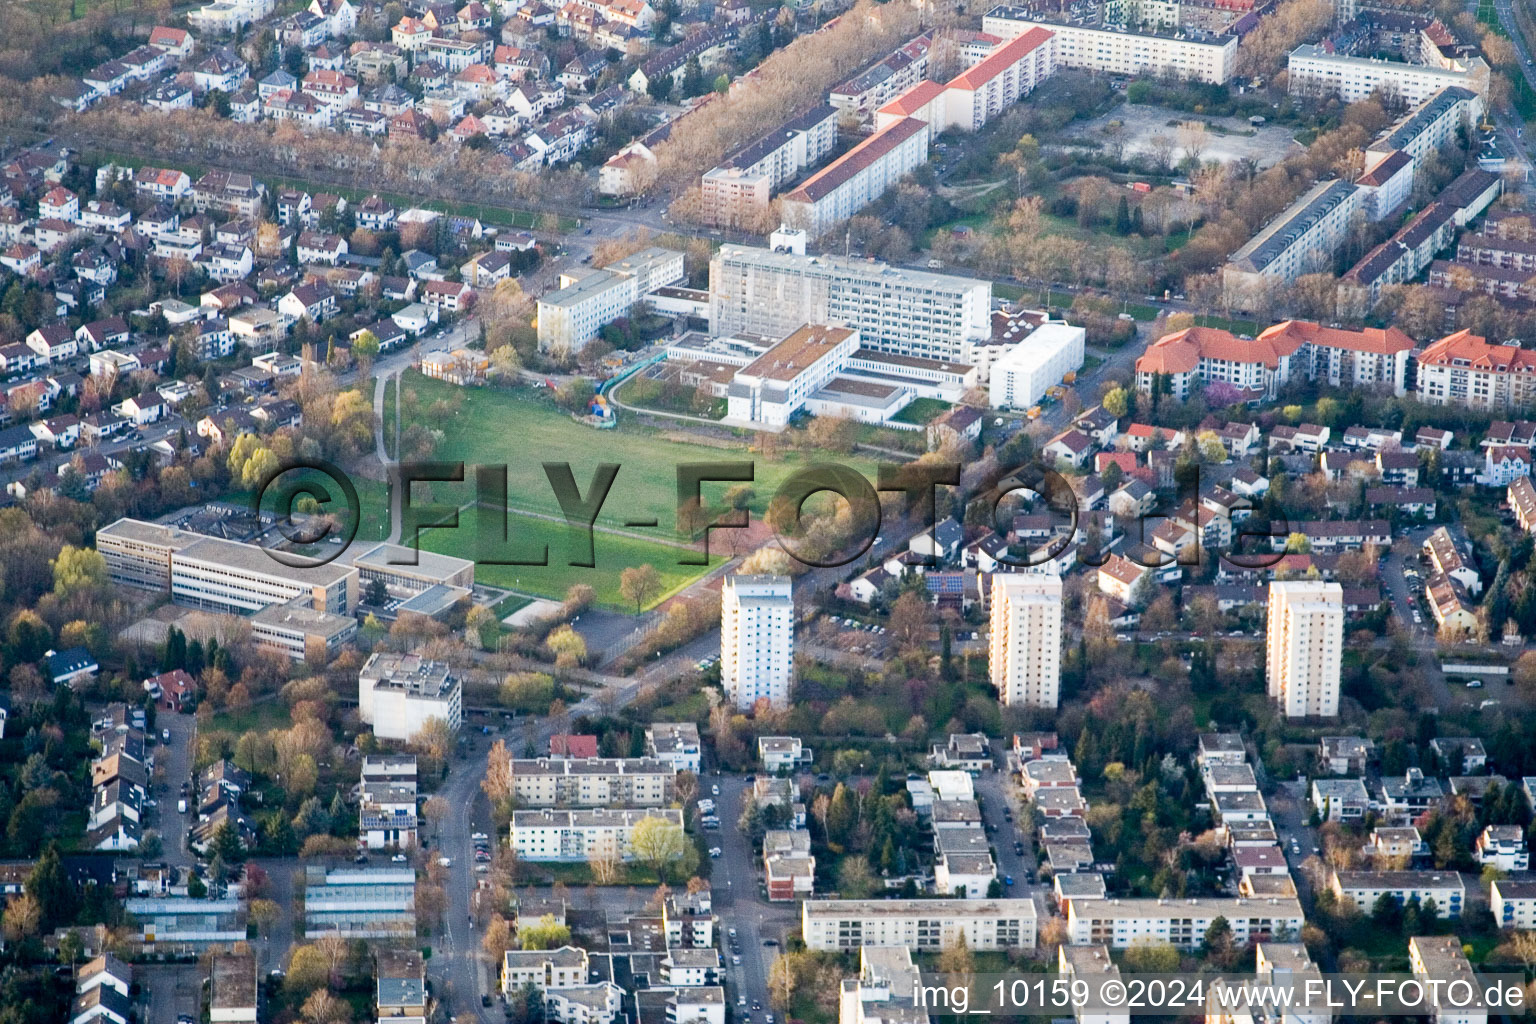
<box><xmin>588</xmin><ymin>835</ymin><xmax>624</xmax><ymax>885</ymax></box>
<box><xmin>249</xmin><ymin>898</ymin><xmax>280</xmax><ymax>937</ymax></box>
<box><xmin>51</xmin><ymin>544</ymin><xmax>107</xmax><ymax>599</ymax></box>
<box><xmin>287</xmin><ymin>944</ymin><xmax>330</xmax><ymax>991</ymax></box>
<box><xmin>836</xmin><ymin>856</ymin><xmax>877</xmax><ymax>898</ymax></box>
<box><xmin>629</xmin><ymin>815</ymin><xmax>694</xmax><ymax>882</ymax></box>
<box><xmin>519</xmin><ymin>912</ymin><xmax>572</xmax><ymax>949</ymax></box>
<box><xmin>1</xmin><ymin>893</ymin><xmax>40</xmax><ymax>943</ymax></box>
<box><xmin>546</xmin><ymin>626</ymin><xmax>587</xmax><ymax>669</ymax></box>
<box><xmin>483</xmin><ymin>739</ymin><xmax>514</xmax><ymax>817</ymax></box>
<box><xmin>483</xmin><ymin>914</ymin><xmax>513</xmax><ymax>960</ymax></box>
<box><xmin>422</xmin><ymin>795</ymin><xmax>450</xmax><ymax>840</ymax></box>
<box><xmin>888</xmin><ymin>590</ymin><xmax>931</xmax><ymax>652</ymax></box>
<box><xmin>301</xmin><ymin>989</ymin><xmax>351</xmax><ymax>1024</ymax></box>
<box><xmin>619</xmin><ymin>564</ymin><xmax>662</xmax><ymax>613</ymax></box>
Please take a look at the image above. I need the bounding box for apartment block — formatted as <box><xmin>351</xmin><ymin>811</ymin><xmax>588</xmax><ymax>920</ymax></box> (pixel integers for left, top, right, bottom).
<box><xmin>1266</xmin><ymin>581</ymin><xmax>1343</xmax><ymax>719</ymax></box>
<box><xmin>507</xmin><ymin>757</ymin><xmax>675</xmax><ymax>807</ymax></box>
<box><xmin>721</xmin><ymin>574</ymin><xmax>795</xmax><ymax>711</ymax></box>
<box><xmin>1059</xmin><ymin>946</ymin><xmax>1129</xmax><ymax>1024</ymax></box>
<box><xmin>358</xmin><ymin>652</ymin><xmax>463</xmax><ymax>741</ymax></box>
<box><xmin>984</xmin><ymin>8</ymin><xmax>1237</xmax><ymax>84</ymax></box>
<box><xmin>1330</xmin><ymin>869</ymin><xmax>1464</xmax><ymax>916</ymax></box>
<box><xmin>1491</xmin><ymin>878</ymin><xmax>1536</xmax><ymax>929</ymax></box>
<box><xmin>937</xmin><ymin>26</ymin><xmax>1056</xmax><ymax>132</ymax></box>
<box><xmin>780</xmin><ymin>117</ymin><xmax>930</xmax><ymax>239</ymax></box>
<box><xmin>501</xmin><ymin>945</ymin><xmax>589</xmax><ymax>993</ymax></box>
<box><xmin>537</xmin><ymin>246</ymin><xmax>685</xmax><ymax>354</ymax></box>
<box><xmin>1416</xmin><ymin>329</ymin><xmax>1536</xmax><ymax>410</ymax></box>
<box><xmin>838</xmin><ymin>947</ymin><xmax>931</xmax><ymax>1024</ymax></box>
<box><xmin>802</xmin><ymin>897</ymin><xmax>1037</xmax><ymax>951</ymax></box>
<box><xmin>700</xmin><ymin>105</ymin><xmax>839</xmax><ymax>228</ymax></box>
<box><xmin>709</xmin><ymin>244</ymin><xmax>992</xmax><ymax>363</ymax></box>
<box><xmin>1409</xmin><ymin>935</ymin><xmax>1487</xmax><ymax>1024</ymax></box>
<box><xmin>1222</xmin><ymin>180</ymin><xmax>1364</xmax><ymax>302</ymax></box>
<box><xmin>989</xmin><ymin>572</ymin><xmax>1063</xmax><ymax>709</ymax></box>
<box><xmin>646</xmin><ymin>722</ymin><xmax>702</xmax><ymax>773</ymax></box>
<box><xmin>509</xmin><ymin>807</ymin><xmax>685</xmax><ymax>861</ymax></box>
<box><xmin>829</xmin><ymin>35</ymin><xmax>932</xmax><ymax>119</ymax></box>
<box><xmin>1288</xmin><ymin>44</ymin><xmax>1490</xmax><ymax>106</ymax></box>
<box><xmin>1066</xmin><ymin>896</ymin><xmax>1305</xmax><ymax>949</ymax></box>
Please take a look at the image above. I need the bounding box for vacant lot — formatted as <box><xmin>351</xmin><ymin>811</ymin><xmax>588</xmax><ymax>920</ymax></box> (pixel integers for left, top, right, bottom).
<box><xmin>1064</xmin><ymin>104</ymin><xmax>1303</xmax><ymax>169</ymax></box>
<box><xmin>399</xmin><ymin>371</ymin><xmax>884</xmax><ymax>530</ymax></box>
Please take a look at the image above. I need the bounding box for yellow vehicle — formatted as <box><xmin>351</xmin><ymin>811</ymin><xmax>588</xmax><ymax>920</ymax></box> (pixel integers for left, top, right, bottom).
<box><xmin>1027</xmin><ymin>405</ymin><xmax>1042</xmax><ymax>420</ymax></box>
<box><xmin>1062</xmin><ymin>371</ymin><xmax>1077</xmax><ymax>385</ymax></box>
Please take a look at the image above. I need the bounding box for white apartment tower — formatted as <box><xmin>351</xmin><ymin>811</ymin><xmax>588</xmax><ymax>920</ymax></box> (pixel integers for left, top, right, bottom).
<box><xmin>988</xmin><ymin>573</ymin><xmax>1062</xmax><ymax>708</ymax></box>
<box><xmin>721</xmin><ymin>575</ymin><xmax>794</xmax><ymax>711</ymax></box>
<box><xmin>1266</xmin><ymin>581</ymin><xmax>1343</xmax><ymax>719</ymax></box>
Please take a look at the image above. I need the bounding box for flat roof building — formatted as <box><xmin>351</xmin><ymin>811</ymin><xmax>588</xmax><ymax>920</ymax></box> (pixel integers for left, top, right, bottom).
<box><xmin>358</xmin><ymin>652</ymin><xmax>463</xmax><ymax>741</ymax></box>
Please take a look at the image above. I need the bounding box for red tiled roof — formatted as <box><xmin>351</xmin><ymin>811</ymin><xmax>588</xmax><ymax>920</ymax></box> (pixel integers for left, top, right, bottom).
<box><xmin>1259</xmin><ymin>319</ymin><xmax>1415</xmax><ymax>356</ymax></box>
<box><xmin>1419</xmin><ymin>329</ymin><xmax>1536</xmax><ymax>372</ymax></box>
<box><xmin>783</xmin><ymin>117</ymin><xmax>927</xmax><ymax>204</ymax></box>
<box><xmin>876</xmin><ymin>79</ymin><xmax>945</xmax><ymax>118</ymax></box>
<box><xmin>947</xmin><ymin>26</ymin><xmax>1052</xmax><ymax>91</ymax></box>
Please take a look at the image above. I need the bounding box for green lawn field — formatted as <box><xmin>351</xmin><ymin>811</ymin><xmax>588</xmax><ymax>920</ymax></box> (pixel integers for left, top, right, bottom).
<box><xmin>415</xmin><ymin>503</ymin><xmax>719</xmax><ymax>608</ymax></box>
<box><xmin>397</xmin><ymin>371</ymin><xmax>885</xmax><ymax>531</ymax></box>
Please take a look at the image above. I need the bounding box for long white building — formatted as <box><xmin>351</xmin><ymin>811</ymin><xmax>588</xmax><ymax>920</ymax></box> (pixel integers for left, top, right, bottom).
<box><xmin>725</xmin><ymin>325</ymin><xmax>859</xmax><ymax>428</ymax></box>
<box><xmin>1222</xmin><ymin>179</ymin><xmax>1364</xmax><ymax>303</ymax></box>
<box><xmin>536</xmin><ymin>247</ymin><xmax>685</xmax><ymax>355</ymax></box>
<box><xmin>988</xmin><ymin>322</ymin><xmax>1085</xmax><ymax>410</ymax></box>
<box><xmin>509</xmin><ymin>807</ymin><xmax>685</xmax><ymax>861</ymax></box>
<box><xmin>989</xmin><ymin>573</ymin><xmax>1062</xmax><ymax>709</ymax></box>
<box><xmin>701</xmin><ymin>105</ymin><xmax>841</xmax><ymax>229</ymax></box>
<box><xmin>721</xmin><ymin>574</ymin><xmax>794</xmax><ymax>711</ymax></box>
<box><xmin>1287</xmin><ymin>44</ymin><xmax>1490</xmax><ymax>106</ymax></box>
<box><xmin>708</xmin><ymin>244</ymin><xmax>992</xmax><ymax>363</ymax></box>
<box><xmin>1266</xmin><ymin>581</ymin><xmax>1343</xmax><ymax>719</ymax></box>
<box><xmin>780</xmin><ymin>117</ymin><xmax>931</xmax><ymax>239</ymax></box>
<box><xmin>984</xmin><ymin>7</ymin><xmax>1237</xmax><ymax>84</ymax></box>
<box><xmin>1066</xmin><ymin>896</ymin><xmax>1305</xmax><ymax>949</ymax></box>
<box><xmin>802</xmin><ymin>898</ymin><xmax>1037</xmax><ymax>951</ymax></box>
<box><xmin>358</xmin><ymin>652</ymin><xmax>463</xmax><ymax>741</ymax></box>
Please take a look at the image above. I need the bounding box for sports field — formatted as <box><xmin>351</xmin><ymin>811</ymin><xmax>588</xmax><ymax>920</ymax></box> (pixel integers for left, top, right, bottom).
<box><xmin>398</xmin><ymin>371</ymin><xmax>884</xmax><ymax>530</ymax></box>
<box><xmin>415</xmin><ymin>503</ymin><xmax>718</xmax><ymax>608</ymax></box>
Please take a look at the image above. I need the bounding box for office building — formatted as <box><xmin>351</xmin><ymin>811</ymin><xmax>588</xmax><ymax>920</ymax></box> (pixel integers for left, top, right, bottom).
<box><xmin>507</xmin><ymin>757</ymin><xmax>676</xmax><ymax>806</ymax></box>
<box><xmin>303</xmin><ymin>866</ymin><xmax>415</xmax><ymax>938</ymax></box>
<box><xmin>1066</xmin><ymin>896</ymin><xmax>1305</xmax><ymax>949</ymax></box>
<box><xmin>802</xmin><ymin>897</ymin><xmax>1037</xmax><ymax>951</ymax></box>
<box><xmin>721</xmin><ymin>574</ymin><xmax>794</xmax><ymax>711</ymax></box>
<box><xmin>709</xmin><ymin>245</ymin><xmax>992</xmax><ymax>363</ymax></box>
<box><xmin>989</xmin><ymin>573</ymin><xmax>1062</xmax><ymax>709</ymax></box>
<box><xmin>1288</xmin><ymin>44</ymin><xmax>1490</xmax><ymax>106</ymax></box>
<box><xmin>358</xmin><ymin>652</ymin><xmax>462</xmax><ymax>741</ymax></box>
<box><xmin>509</xmin><ymin>807</ymin><xmax>685</xmax><ymax>861</ymax></box>
<box><xmin>984</xmin><ymin>8</ymin><xmax>1237</xmax><ymax>84</ymax></box>
<box><xmin>1266</xmin><ymin>581</ymin><xmax>1343</xmax><ymax>719</ymax></box>
<box><xmin>537</xmin><ymin>246</ymin><xmax>685</xmax><ymax>354</ymax></box>
<box><xmin>988</xmin><ymin>322</ymin><xmax>1085</xmax><ymax>410</ymax></box>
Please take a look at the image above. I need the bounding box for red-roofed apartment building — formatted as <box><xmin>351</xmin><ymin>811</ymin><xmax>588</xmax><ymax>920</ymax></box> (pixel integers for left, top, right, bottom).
<box><xmin>780</xmin><ymin>117</ymin><xmax>930</xmax><ymax>238</ymax></box>
<box><xmin>937</xmin><ymin>26</ymin><xmax>1054</xmax><ymax>132</ymax></box>
<box><xmin>1417</xmin><ymin>328</ymin><xmax>1536</xmax><ymax>410</ymax></box>
<box><xmin>1134</xmin><ymin>319</ymin><xmax>1416</xmax><ymax>401</ymax></box>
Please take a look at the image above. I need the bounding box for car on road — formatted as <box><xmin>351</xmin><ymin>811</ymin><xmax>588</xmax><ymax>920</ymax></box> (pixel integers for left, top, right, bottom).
<box><xmin>711</xmin><ymin>784</ymin><xmax>720</xmax><ymax>795</ymax></box>
<box><xmin>1013</xmin><ymin>841</ymin><xmax>1025</xmax><ymax>854</ymax></box>
<box><xmin>475</xmin><ymin>851</ymin><xmax>491</xmax><ymax>862</ymax></box>
<box><xmin>392</xmin><ymin>853</ymin><xmax>408</xmax><ymax>862</ymax></box>
<box><xmin>353</xmin><ymin>853</ymin><xmax>367</xmax><ymax>864</ymax></box>
<box><xmin>438</xmin><ymin>856</ymin><xmax>452</xmax><ymax>866</ymax></box>
<box><xmin>763</xmin><ymin>939</ymin><xmax>777</xmax><ymax>946</ymax></box>
<box><xmin>739</xmin><ymin>997</ymin><xmax>747</xmax><ymax>1007</ymax></box>
<box><xmin>475</xmin><ymin>864</ymin><xmax>489</xmax><ymax>873</ymax></box>
<box><xmin>709</xmin><ymin>847</ymin><xmax>722</xmax><ymax>858</ymax></box>
<box><xmin>483</xmin><ymin>995</ymin><xmax>494</xmax><ymax>1007</ymax></box>
<box><xmin>162</xmin><ymin>728</ymin><xmax>171</xmax><ymax>742</ymax></box>
<box><xmin>1004</xmin><ymin>875</ymin><xmax>1014</xmax><ymax>886</ymax></box>
<box><xmin>178</xmin><ymin>1016</ymin><xmax>195</xmax><ymax>1024</ymax></box>
<box><xmin>732</xmin><ymin>955</ymin><xmax>742</xmax><ymax>965</ymax></box>
<box><xmin>472</xmin><ymin>832</ymin><xmax>488</xmax><ymax>841</ymax></box>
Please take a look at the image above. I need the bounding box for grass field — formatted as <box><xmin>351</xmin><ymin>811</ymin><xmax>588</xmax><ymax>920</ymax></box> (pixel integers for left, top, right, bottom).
<box><xmin>888</xmin><ymin>398</ymin><xmax>950</xmax><ymax>425</ymax></box>
<box><xmin>206</xmin><ymin>697</ymin><xmax>294</xmax><ymax>736</ymax></box>
<box><xmin>398</xmin><ymin>371</ymin><xmax>884</xmax><ymax>531</ymax></box>
<box><xmin>416</xmin><ymin>502</ymin><xmax>720</xmax><ymax>608</ymax></box>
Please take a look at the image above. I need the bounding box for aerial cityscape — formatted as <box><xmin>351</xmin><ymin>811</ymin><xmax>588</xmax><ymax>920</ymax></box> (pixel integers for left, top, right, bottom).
<box><xmin>1</xmin><ymin>0</ymin><xmax>1536</xmax><ymax>1018</ymax></box>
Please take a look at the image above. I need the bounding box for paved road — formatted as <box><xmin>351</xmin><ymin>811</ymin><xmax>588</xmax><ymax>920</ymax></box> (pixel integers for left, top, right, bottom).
<box><xmin>155</xmin><ymin>707</ymin><xmax>197</xmax><ymax>869</ymax></box>
<box><xmin>712</xmin><ymin>774</ymin><xmax>799</xmax><ymax>1017</ymax></box>
<box><xmin>139</xmin><ymin>963</ymin><xmax>201</xmax><ymax>1024</ymax></box>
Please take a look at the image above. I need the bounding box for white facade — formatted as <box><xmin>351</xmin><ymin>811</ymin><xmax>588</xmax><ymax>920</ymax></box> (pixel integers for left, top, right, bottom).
<box><xmin>780</xmin><ymin>117</ymin><xmax>931</xmax><ymax>239</ymax></box>
<box><xmin>1066</xmin><ymin>896</ymin><xmax>1305</xmax><ymax>949</ymax></box>
<box><xmin>989</xmin><ymin>573</ymin><xmax>1062</xmax><ymax>709</ymax></box>
<box><xmin>721</xmin><ymin>575</ymin><xmax>794</xmax><ymax>710</ymax></box>
<box><xmin>1266</xmin><ymin>581</ymin><xmax>1343</xmax><ymax>719</ymax></box>
<box><xmin>709</xmin><ymin>245</ymin><xmax>992</xmax><ymax>363</ymax></box>
<box><xmin>725</xmin><ymin>325</ymin><xmax>859</xmax><ymax>428</ymax></box>
<box><xmin>802</xmin><ymin>898</ymin><xmax>1037</xmax><ymax>951</ymax></box>
<box><xmin>509</xmin><ymin>807</ymin><xmax>685</xmax><ymax>861</ymax></box>
<box><xmin>988</xmin><ymin>323</ymin><xmax>1086</xmax><ymax>410</ymax></box>
<box><xmin>984</xmin><ymin>9</ymin><xmax>1237</xmax><ymax>84</ymax></box>
<box><xmin>537</xmin><ymin>247</ymin><xmax>685</xmax><ymax>354</ymax></box>
<box><xmin>358</xmin><ymin>652</ymin><xmax>463</xmax><ymax>741</ymax></box>
<box><xmin>1288</xmin><ymin>44</ymin><xmax>1490</xmax><ymax>107</ymax></box>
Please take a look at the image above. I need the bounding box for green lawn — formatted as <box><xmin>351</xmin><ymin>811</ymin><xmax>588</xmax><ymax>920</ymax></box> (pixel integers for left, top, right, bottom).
<box><xmin>416</xmin><ymin>503</ymin><xmax>719</xmax><ymax>609</ymax></box>
<box><xmin>231</xmin><ymin>473</ymin><xmax>391</xmax><ymax>544</ymax></box>
<box><xmin>888</xmin><ymin>398</ymin><xmax>950</xmax><ymax>426</ymax></box>
<box><xmin>206</xmin><ymin>698</ymin><xmax>295</xmax><ymax>736</ymax></box>
<box><xmin>398</xmin><ymin>371</ymin><xmax>883</xmax><ymax>531</ymax></box>
<box><xmin>1193</xmin><ymin>313</ymin><xmax>1261</xmax><ymax>335</ymax></box>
